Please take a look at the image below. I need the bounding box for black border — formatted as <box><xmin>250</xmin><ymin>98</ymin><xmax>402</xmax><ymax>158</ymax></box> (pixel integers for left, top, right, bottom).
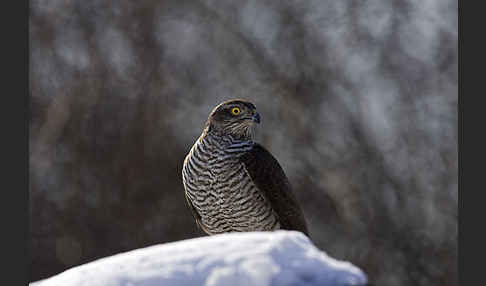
<box><xmin>5</xmin><ymin>0</ymin><xmax>29</xmax><ymax>285</ymax></box>
<box><xmin>459</xmin><ymin>1</ymin><xmax>477</xmax><ymax>286</ymax></box>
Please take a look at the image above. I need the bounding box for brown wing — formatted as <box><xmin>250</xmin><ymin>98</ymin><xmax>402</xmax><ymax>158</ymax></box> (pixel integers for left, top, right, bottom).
<box><xmin>239</xmin><ymin>143</ymin><xmax>309</xmax><ymax>236</ymax></box>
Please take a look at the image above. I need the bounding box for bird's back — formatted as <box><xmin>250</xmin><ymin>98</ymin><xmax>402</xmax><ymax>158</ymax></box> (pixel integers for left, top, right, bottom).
<box><xmin>239</xmin><ymin>143</ymin><xmax>309</xmax><ymax>235</ymax></box>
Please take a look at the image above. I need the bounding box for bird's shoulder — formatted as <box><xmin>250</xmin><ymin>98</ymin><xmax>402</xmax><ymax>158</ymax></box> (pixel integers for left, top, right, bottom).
<box><xmin>239</xmin><ymin>143</ymin><xmax>309</xmax><ymax>236</ymax></box>
<box><xmin>239</xmin><ymin>143</ymin><xmax>286</xmax><ymax>178</ymax></box>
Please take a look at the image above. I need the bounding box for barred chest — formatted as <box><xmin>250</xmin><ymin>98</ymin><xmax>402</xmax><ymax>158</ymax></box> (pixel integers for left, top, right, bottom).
<box><xmin>182</xmin><ymin>134</ymin><xmax>280</xmax><ymax>234</ymax></box>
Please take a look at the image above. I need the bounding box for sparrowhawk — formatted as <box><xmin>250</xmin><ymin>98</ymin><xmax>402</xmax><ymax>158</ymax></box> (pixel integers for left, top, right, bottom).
<box><xmin>182</xmin><ymin>99</ymin><xmax>309</xmax><ymax>236</ymax></box>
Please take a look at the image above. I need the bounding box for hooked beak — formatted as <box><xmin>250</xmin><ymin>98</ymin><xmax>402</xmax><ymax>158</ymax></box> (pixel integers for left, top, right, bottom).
<box><xmin>252</xmin><ymin>112</ymin><xmax>261</xmax><ymax>124</ymax></box>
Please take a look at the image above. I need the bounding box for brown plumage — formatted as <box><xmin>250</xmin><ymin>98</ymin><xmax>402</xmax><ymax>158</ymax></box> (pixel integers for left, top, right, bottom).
<box><xmin>239</xmin><ymin>144</ymin><xmax>308</xmax><ymax>234</ymax></box>
<box><xmin>182</xmin><ymin>99</ymin><xmax>309</xmax><ymax>236</ymax></box>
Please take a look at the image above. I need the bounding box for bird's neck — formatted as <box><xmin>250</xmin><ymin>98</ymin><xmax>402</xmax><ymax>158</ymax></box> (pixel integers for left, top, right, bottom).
<box><xmin>201</xmin><ymin>129</ymin><xmax>254</xmax><ymax>152</ymax></box>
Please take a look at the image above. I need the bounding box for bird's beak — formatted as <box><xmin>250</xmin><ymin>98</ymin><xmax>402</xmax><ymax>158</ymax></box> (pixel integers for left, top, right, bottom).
<box><xmin>252</xmin><ymin>112</ymin><xmax>261</xmax><ymax>124</ymax></box>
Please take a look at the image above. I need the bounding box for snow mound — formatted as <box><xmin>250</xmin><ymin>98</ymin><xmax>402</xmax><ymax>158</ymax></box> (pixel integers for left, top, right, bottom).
<box><xmin>31</xmin><ymin>230</ymin><xmax>367</xmax><ymax>286</ymax></box>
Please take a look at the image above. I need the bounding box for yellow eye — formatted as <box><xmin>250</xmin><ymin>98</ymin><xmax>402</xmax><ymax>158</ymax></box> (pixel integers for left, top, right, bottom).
<box><xmin>231</xmin><ymin>107</ymin><xmax>241</xmax><ymax>115</ymax></box>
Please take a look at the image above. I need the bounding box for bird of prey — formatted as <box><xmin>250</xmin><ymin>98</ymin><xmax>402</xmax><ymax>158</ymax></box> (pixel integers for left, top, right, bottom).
<box><xmin>182</xmin><ymin>99</ymin><xmax>309</xmax><ymax>236</ymax></box>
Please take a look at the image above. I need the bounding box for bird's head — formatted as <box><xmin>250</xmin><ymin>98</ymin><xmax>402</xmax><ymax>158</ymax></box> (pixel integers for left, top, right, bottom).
<box><xmin>205</xmin><ymin>99</ymin><xmax>261</xmax><ymax>141</ymax></box>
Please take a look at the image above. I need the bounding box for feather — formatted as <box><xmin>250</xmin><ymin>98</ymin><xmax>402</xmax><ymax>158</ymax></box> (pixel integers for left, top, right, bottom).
<box><xmin>239</xmin><ymin>144</ymin><xmax>309</xmax><ymax>236</ymax></box>
<box><xmin>184</xmin><ymin>191</ymin><xmax>211</xmax><ymax>234</ymax></box>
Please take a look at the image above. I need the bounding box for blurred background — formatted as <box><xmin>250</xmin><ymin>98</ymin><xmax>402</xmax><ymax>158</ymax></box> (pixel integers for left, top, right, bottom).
<box><xmin>29</xmin><ymin>0</ymin><xmax>457</xmax><ymax>285</ymax></box>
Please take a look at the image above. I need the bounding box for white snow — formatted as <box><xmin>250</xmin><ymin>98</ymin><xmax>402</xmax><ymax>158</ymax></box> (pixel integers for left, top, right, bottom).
<box><xmin>30</xmin><ymin>230</ymin><xmax>368</xmax><ymax>286</ymax></box>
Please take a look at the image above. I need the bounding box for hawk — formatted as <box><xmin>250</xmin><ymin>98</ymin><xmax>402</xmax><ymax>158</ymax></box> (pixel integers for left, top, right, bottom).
<box><xmin>182</xmin><ymin>99</ymin><xmax>309</xmax><ymax>236</ymax></box>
